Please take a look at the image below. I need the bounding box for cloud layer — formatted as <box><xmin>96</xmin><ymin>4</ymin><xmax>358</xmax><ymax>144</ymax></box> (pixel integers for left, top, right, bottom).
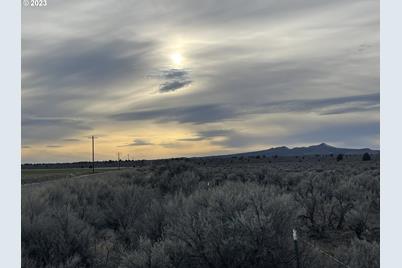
<box><xmin>22</xmin><ymin>0</ymin><xmax>379</xmax><ymax>162</ymax></box>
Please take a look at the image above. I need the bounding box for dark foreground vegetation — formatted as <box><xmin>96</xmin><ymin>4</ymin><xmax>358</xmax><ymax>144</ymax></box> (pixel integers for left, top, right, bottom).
<box><xmin>22</xmin><ymin>155</ymin><xmax>379</xmax><ymax>267</ymax></box>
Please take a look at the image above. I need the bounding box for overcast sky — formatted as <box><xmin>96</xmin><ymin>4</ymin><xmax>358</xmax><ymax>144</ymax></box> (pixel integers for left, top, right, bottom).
<box><xmin>22</xmin><ymin>0</ymin><xmax>379</xmax><ymax>163</ymax></box>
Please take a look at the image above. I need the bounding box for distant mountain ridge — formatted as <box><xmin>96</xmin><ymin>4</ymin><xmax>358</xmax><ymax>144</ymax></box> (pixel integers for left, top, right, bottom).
<box><xmin>213</xmin><ymin>143</ymin><xmax>379</xmax><ymax>158</ymax></box>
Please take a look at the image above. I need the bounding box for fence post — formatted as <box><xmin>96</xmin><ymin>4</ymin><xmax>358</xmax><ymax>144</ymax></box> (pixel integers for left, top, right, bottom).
<box><xmin>293</xmin><ymin>229</ymin><xmax>301</xmax><ymax>268</ymax></box>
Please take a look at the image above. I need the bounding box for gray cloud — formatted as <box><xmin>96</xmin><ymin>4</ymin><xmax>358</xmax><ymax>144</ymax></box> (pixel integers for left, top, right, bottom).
<box><xmin>320</xmin><ymin>105</ymin><xmax>379</xmax><ymax>115</ymax></box>
<box><xmin>162</xmin><ymin>69</ymin><xmax>189</xmax><ymax>80</ymax></box>
<box><xmin>112</xmin><ymin>93</ymin><xmax>379</xmax><ymax>124</ymax></box>
<box><xmin>63</xmin><ymin>138</ymin><xmax>81</xmax><ymax>142</ymax></box>
<box><xmin>46</xmin><ymin>145</ymin><xmax>63</xmax><ymax>148</ymax></box>
<box><xmin>23</xmin><ymin>38</ymin><xmax>154</xmax><ymax>91</ymax></box>
<box><xmin>112</xmin><ymin>104</ymin><xmax>237</xmax><ymax>124</ymax></box>
<box><xmin>22</xmin><ymin>117</ymin><xmax>90</xmax><ymax>128</ymax></box>
<box><xmin>160</xmin><ymin>80</ymin><xmax>192</xmax><ymax>92</ymax></box>
<box><xmin>198</xmin><ymin>129</ymin><xmax>235</xmax><ymax>138</ymax></box>
<box><xmin>22</xmin><ymin>36</ymin><xmax>158</xmax><ymax>132</ymax></box>
<box><xmin>257</xmin><ymin>93</ymin><xmax>380</xmax><ymax>115</ymax></box>
<box><xmin>177</xmin><ymin>129</ymin><xmax>234</xmax><ymax>142</ymax></box>
<box><xmin>120</xmin><ymin>139</ymin><xmax>154</xmax><ymax>147</ymax></box>
<box><xmin>159</xmin><ymin>142</ymin><xmax>188</xmax><ymax>149</ymax></box>
<box><xmin>22</xmin><ymin>117</ymin><xmax>92</xmax><ymax>144</ymax></box>
<box><xmin>177</xmin><ymin>129</ymin><xmax>258</xmax><ymax>149</ymax></box>
<box><xmin>176</xmin><ymin>137</ymin><xmax>206</xmax><ymax>142</ymax></box>
<box><xmin>158</xmin><ymin>68</ymin><xmax>192</xmax><ymax>93</ymax></box>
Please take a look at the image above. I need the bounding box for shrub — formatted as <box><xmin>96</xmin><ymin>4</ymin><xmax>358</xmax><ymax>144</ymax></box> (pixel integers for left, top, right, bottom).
<box><xmin>101</xmin><ymin>185</ymin><xmax>157</xmax><ymax>248</ymax></box>
<box><xmin>22</xmin><ymin>205</ymin><xmax>94</xmax><ymax>267</ymax></box>
<box><xmin>335</xmin><ymin>239</ymin><xmax>380</xmax><ymax>268</ymax></box>
<box><xmin>164</xmin><ymin>182</ymin><xmax>300</xmax><ymax>267</ymax></box>
<box><xmin>362</xmin><ymin>153</ymin><xmax>371</xmax><ymax>161</ymax></box>
<box><xmin>120</xmin><ymin>237</ymin><xmax>170</xmax><ymax>268</ymax></box>
<box><xmin>294</xmin><ymin>172</ymin><xmax>357</xmax><ymax>236</ymax></box>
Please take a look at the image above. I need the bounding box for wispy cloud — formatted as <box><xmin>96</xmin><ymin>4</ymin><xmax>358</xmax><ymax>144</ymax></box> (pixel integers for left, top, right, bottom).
<box><xmin>112</xmin><ymin>93</ymin><xmax>379</xmax><ymax>124</ymax></box>
<box><xmin>119</xmin><ymin>139</ymin><xmax>154</xmax><ymax>147</ymax></box>
<box><xmin>176</xmin><ymin>137</ymin><xmax>206</xmax><ymax>142</ymax></box>
<box><xmin>112</xmin><ymin>104</ymin><xmax>237</xmax><ymax>124</ymax></box>
<box><xmin>23</xmin><ymin>38</ymin><xmax>155</xmax><ymax>92</ymax></box>
<box><xmin>46</xmin><ymin>145</ymin><xmax>63</xmax><ymax>148</ymax></box>
<box><xmin>63</xmin><ymin>138</ymin><xmax>81</xmax><ymax>142</ymax></box>
<box><xmin>22</xmin><ymin>117</ymin><xmax>92</xmax><ymax>144</ymax></box>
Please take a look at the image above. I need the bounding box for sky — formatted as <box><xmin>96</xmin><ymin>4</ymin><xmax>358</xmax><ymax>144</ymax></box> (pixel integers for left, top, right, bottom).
<box><xmin>22</xmin><ymin>0</ymin><xmax>379</xmax><ymax>163</ymax></box>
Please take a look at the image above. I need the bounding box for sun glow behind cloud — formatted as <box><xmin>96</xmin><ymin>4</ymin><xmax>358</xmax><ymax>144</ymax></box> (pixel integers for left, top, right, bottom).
<box><xmin>170</xmin><ymin>52</ymin><xmax>183</xmax><ymax>66</ymax></box>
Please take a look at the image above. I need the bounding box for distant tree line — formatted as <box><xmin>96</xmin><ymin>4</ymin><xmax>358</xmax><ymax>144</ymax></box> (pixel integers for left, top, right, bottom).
<box><xmin>22</xmin><ymin>154</ymin><xmax>377</xmax><ymax>170</ymax></box>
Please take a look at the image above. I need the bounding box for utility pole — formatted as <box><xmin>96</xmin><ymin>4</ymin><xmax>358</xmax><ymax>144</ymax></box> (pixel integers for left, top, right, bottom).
<box><xmin>118</xmin><ymin>152</ymin><xmax>120</xmax><ymax>169</ymax></box>
<box><xmin>91</xmin><ymin>136</ymin><xmax>95</xmax><ymax>174</ymax></box>
<box><xmin>293</xmin><ymin>229</ymin><xmax>301</xmax><ymax>268</ymax></box>
<box><xmin>127</xmin><ymin>153</ymin><xmax>130</xmax><ymax>161</ymax></box>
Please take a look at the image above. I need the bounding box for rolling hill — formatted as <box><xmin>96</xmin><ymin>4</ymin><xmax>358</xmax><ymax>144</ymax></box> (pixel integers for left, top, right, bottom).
<box><xmin>214</xmin><ymin>143</ymin><xmax>379</xmax><ymax>158</ymax></box>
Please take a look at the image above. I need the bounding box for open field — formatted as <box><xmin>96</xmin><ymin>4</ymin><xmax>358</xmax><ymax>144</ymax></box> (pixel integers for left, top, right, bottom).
<box><xmin>22</xmin><ymin>155</ymin><xmax>379</xmax><ymax>267</ymax></box>
<box><xmin>21</xmin><ymin>167</ymin><xmax>124</xmax><ymax>185</ymax></box>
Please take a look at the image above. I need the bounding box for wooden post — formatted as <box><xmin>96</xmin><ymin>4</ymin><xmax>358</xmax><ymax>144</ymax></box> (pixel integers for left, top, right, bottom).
<box><xmin>92</xmin><ymin>135</ymin><xmax>95</xmax><ymax>174</ymax></box>
<box><xmin>293</xmin><ymin>229</ymin><xmax>300</xmax><ymax>268</ymax></box>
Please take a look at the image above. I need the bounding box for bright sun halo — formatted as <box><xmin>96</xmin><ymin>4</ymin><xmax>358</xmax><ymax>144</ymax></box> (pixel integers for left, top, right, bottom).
<box><xmin>170</xmin><ymin>52</ymin><xmax>183</xmax><ymax>66</ymax></box>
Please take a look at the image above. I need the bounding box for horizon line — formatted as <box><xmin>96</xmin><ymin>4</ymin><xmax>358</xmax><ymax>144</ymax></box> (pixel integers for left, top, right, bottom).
<box><xmin>21</xmin><ymin>142</ymin><xmax>380</xmax><ymax>165</ymax></box>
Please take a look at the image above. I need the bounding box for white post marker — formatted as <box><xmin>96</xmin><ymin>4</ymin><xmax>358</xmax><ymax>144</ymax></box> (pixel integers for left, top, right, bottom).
<box><xmin>293</xmin><ymin>229</ymin><xmax>300</xmax><ymax>268</ymax></box>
